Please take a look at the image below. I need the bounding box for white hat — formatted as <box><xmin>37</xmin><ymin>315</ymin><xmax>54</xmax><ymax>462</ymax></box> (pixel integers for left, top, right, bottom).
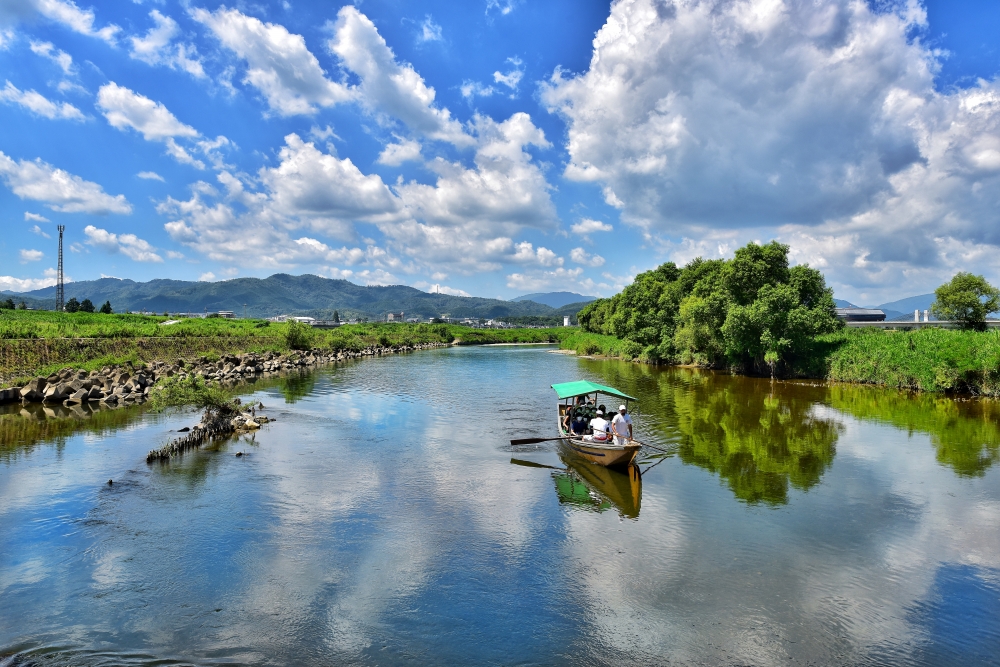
<box><xmin>618</xmin><ymin>404</ymin><xmax>627</xmax><ymax>411</ymax></box>
<box><xmin>596</xmin><ymin>410</ymin><xmax>604</xmax><ymax>416</ymax></box>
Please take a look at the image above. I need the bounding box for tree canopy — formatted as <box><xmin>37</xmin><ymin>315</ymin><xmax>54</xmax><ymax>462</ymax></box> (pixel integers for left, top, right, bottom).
<box><xmin>931</xmin><ymin>272</ymin><xmax>1000</xmax><ymax>331</ymax></box>
<box><xmin>577</xmin><ymin>241</ymin><xmax>841</xmax><ymax>374</ymax></box>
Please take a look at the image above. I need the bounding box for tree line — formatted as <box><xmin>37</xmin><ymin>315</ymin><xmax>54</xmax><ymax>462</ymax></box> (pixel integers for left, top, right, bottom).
<box><xmin>578</xmin><ymin>240</ymin><xmax>1000</xmax><ymax>376</ymax></box>
<box><xmin>0</xmin><ymin>298</ymin><xmax>113</xmax><ymax>313</ymax></box>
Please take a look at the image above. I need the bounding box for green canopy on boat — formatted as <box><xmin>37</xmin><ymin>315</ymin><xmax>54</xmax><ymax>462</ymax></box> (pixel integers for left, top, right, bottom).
<box><xmin>550</xmin><ymin>380</ymin><xmax>636</xmax><ymax>401</ymax></box>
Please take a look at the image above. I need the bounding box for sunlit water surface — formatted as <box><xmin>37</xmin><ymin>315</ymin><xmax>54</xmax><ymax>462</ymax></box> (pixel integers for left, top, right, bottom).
<box><xmin>1</xmin><ymin>346</ymin><xmax>999</xmax><ymax>666</ymax></box>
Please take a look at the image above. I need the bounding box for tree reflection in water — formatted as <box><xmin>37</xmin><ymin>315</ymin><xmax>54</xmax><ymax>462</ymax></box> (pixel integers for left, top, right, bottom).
<box><xmin>827</xmin><ymin>385</ymin><xmax>1000</xmax><ymax>477</ymax></box>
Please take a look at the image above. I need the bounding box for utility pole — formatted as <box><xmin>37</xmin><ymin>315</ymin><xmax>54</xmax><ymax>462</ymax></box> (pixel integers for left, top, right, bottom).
<box><xmin>55</xmin><ymin>225</ymin><xmax>65</xmax><ymax>312</ymax></box>
<box><xmin>244</xmin><ymin>303</ymin><xmax>247</xmax><ymax>319</ymax></box>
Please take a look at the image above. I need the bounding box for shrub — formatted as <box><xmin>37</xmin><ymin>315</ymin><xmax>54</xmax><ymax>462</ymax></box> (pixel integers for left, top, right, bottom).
<box><xmin>285</xmin><ymin>319</ymin><xmax>315</xmax><ymax>350</ymax></box>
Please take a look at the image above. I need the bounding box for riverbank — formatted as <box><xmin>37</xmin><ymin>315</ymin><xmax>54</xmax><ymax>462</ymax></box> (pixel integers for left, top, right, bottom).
<box><xmin>0</xmin><ymin>311</ymin><xmax>570</xmax><ymax>386</ymax></box>
<box><xmin>561</xmin><ymin>327</ymin><xmax>1000</xmax><ymax>395</ymax></box>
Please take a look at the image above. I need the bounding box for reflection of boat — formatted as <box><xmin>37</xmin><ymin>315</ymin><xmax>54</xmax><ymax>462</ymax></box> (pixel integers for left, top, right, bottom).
<box><xmin>553</xmin><ymin>380</ymin><xmax>641</xmax><ymax>468</ymax></box>
<box><xmin>553</xmin><ymin>450</ymin><xmax>642</xmax><ymax>518</ymax></box>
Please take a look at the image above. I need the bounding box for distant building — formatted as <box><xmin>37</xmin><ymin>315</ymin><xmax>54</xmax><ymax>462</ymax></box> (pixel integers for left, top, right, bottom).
<box><xmin>563</xmin><ymin>316</ymin><xmax>571</xmax><ymax>327</ymax></box>
<box><xmin>387</xmin><ymin>311</ymin><xmax>404</xmax><ymax>322</ymax></box>
<box><xmin>216</xmin><ymin>311</ymin><xmax>236</xmax><ymax>319</ymax></box>
<box><xmin>835</xmin><ymin>308</ymin><xmax>885</xmax><ymax>322</ymax></box>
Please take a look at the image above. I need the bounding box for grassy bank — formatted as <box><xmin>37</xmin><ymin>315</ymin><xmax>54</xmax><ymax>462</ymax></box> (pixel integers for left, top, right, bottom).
<box><xmin>0</xmin><ymin>311</ymin><xmax>571</xmax><ymax>385</ymax></box>
<box><xmin>561</xmin><ymin>327</ymin><xmax>1000</xmax><ymax>395</ymax></box>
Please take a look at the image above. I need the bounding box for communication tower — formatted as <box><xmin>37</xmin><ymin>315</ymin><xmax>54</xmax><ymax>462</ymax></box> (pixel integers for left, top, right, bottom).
<box><xmin>56</xmin><ymin>225</ymin><xmax>65</xmax><ymax>312</ymax></box>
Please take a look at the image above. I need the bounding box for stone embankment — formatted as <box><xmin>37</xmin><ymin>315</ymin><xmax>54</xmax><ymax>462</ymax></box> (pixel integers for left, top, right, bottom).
<box><xmin>0</xmin><ymin>343</ymin><xmax>445</xmax><ymax>408</ymax></box>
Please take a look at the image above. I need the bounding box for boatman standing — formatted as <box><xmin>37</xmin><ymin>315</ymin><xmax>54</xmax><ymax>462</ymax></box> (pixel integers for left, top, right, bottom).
<box><xmin>611</xmin><ymin>404</ymin><xmax>633</xmax><ymax>446</ymax></box>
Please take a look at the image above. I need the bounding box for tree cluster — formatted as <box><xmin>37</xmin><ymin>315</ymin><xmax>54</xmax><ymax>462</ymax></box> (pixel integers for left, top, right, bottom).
<box><xmin>931</xmin><ymin>272</ymin><xmax>1000</xmax><ymax>331</ymax></box>
<box><xmin>577</xmin><ymin>241</ymin><xmax>841</xmax><ymax>375</ymax></box>
<box><xmin>63</xmin><ymin>298</ymin><xmax>113</xmax><ymax>313</ymax></box>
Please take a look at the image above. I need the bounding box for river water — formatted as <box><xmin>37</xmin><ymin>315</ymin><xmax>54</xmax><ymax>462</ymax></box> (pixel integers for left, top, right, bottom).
<box><xmin>1</xmin><ymin>345</ymin><xmax>998</xmax><ymax>666</ymax></box>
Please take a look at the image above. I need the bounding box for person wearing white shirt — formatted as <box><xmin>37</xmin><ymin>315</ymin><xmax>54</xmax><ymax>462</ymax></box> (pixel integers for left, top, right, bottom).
<box><xmin>611</xmin><ymin>404</ymin><xmax>633</xmax><ymax>446</ymax></box>
<box><xmin>586</xmin><ymin>410</ymin><xmax>611</xmax><ymax>442</ymax></box>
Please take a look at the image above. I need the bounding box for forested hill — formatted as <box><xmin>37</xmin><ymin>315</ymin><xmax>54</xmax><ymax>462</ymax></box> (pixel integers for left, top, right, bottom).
<box><xmin>4</xmin><ymin>274</ymin><xmax>563</xmax><ymax>320</ymax></box>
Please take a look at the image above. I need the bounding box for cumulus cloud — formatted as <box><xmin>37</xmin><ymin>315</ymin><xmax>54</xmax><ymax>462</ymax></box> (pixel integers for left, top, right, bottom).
<box><xmin>0</xmin><ymin>270</ymin><xmax>58</xmax><ymax>292</ymax></box>
<box><xmin>29</xmin><ymin>40</ymin><xmax>73</xmax><ymax>74</ymax></box>
<box><xmin>0</xmin><ymin>0</ymin><xmax>119</xmax><ymax>43</ymax></box>
<box><xmin>192</xmin><ymin>6</ymin><xmax>351</xmax><ymax>116</ymax></box>
<box><xmin>83</xmin><ymin>225</ymin><xmax>163</xmax><ymax>262</ymax></box>
<box><xmin>377</xmin><ymin>137</ymin><xmax>422</xmax><ymax>166</ymax></box>
<box><xmin>24</xmin><ymin>211</ymin><xmax>49</xmax><ymax>222</ymax></box>
<box><xmin>29</xmin><ymin>224</ymin><xmax>49</xmax><ymax>238</ymax></box>
<box><xmin>97</xmin><ymin>82</ymin><xmax>229</xmax><ymax>169</ymax></box>
<box><xmin>506</xmin><ymin>267</ymin><xmax>584</xmax><ymax>292</ymax></box>
<box><xmin>417</xmin><ymin>15</ymin><xmax>442</xmax><ymax>43</ymax></box>
<box><xmin>198</xmin><ymin>271</ymin><xmax>215</xmax><ymax>281</ymax></box>
<box><xmin>570</xmin><ymin>247</ymin><xmax>605</xmax><ymax>266</ymax></box>
<box><xmin>460</xmin><ymin>80</ymin><xmax>495</xmax><ymax>100</ymax></box>
<box><xmin>542</xmin><ymin>0</ymin><xmax>1000</xmax><ymax>300</ymax></box>
<box><xmin>328</xmin><ymin>6</ymin><xmax>473</xmax><ymax>146</ymax></box>
<box><xmin>137</xmin><ymin>170</ymin><xmax>164</xmax><ymax>181</ymax></box>
<box><xmin>493</xmin><ymin>56</ymin><xmax>523</xmax><ymax>93</ymax></box>
<box><xmin>130</xmin><ymin>10</ymin><xmax>206</xmax><ymax>79</ymax></box>
<box><xmin>570</xmin><ymin>218</ymin><xmax>613</xmax><ymax>235</ymax></box>
<box><xmin>0</xmin><ymin>80</ymin><xmax>84</xmax><ymax>119</ymax></box>
<box><xmin>19</xmin><ymin>248</ymin><xmax>43</xmax><ymax>262</ymax></box>
<box><xmin>0</xmin><ymin>151</ymin><xmax>131</xmax><ymax>214</ymax></box>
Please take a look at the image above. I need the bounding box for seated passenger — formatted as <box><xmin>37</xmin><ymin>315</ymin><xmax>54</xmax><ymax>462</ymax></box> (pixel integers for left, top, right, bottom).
<box><xmin>585</xmin><ymin>410</ymin><xmax>611</xmax><ymax>442</ymax></box>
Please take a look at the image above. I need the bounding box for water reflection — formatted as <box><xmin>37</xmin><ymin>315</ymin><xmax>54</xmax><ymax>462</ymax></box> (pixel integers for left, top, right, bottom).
<box><xmin>0</xmin><ymin>401</ymin><xmax>145</xmax><ymax>462</ymax></box>
<box><xmin>827</xmin><ymin>385</ymin><xmax>1000</xmax><ymax>477</ymax></box>
<box><xmin>532</xmin><ymin>450</ymin><xmax>642</xmax><ymax>518</ymax></box>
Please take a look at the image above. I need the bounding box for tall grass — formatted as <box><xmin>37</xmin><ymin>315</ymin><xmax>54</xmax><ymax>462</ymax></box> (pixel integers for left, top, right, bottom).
<box><xmin>560</xmin><ymin>326</ymin><xmax>1000</xmax><ymax>395</ymax></box>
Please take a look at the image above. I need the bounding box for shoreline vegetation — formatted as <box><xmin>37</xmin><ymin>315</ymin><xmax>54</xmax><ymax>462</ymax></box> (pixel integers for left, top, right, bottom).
<box><xmin>0</xmin><ymin>310</ymin><xmax>569</xmax><ymax>387</ymax></box>
<box><xmin>568</xmin><ymin>242</ymin><xmax>1000</xmax><ymax>396</ymax></box>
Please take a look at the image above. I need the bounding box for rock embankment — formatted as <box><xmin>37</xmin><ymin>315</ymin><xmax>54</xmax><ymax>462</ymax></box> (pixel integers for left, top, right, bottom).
<box><xmin>0</xmin><ymin>343</ymin><xmax>445</xmax><ymax>407</ymax></box>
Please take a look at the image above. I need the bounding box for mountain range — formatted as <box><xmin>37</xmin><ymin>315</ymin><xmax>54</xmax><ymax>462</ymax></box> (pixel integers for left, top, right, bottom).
<box><xmin>1</xmin><ymin>275</ymin><xmax>591</xmax><ymax>321</ymax></box>
<box><xmin>836</xmin><ymin>294</ymin><xmax>939</xmax><ymax>321</ymax></box>
<box><xmin>511</xmin><ymin>292</ymin><xmax>596</xmax><ymax>308</ymax></box>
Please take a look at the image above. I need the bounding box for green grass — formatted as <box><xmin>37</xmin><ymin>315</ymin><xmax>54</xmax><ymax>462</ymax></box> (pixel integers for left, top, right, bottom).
<box><xmin>561</xmin><ymin>326</ymin><xmax>1000</xmax><ymax>395</ymax></box>
<box><xmin>0</xmin><ymin>311</ymin><xmax>572</xmax><ymax>384</ymax></box>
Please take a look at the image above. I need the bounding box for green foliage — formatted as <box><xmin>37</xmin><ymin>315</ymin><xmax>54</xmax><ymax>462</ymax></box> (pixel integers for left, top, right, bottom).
<box><xmin>284</xmin><ymin>319</ymin><xmax>315</xmax><ymax>350</ymax></box>
<box><xmin>100</xmin><ymin>301</ymin><xmax>113</xmax><ymax>314</ymax></box>
<box><xmin>579</xmin><ymin>241</ymin><xmax>840</xmax><ymax>374</ymax></box>
<box><xmin>0</xmin><ymin>298</ymin><xmax>14</xmax><ymax>310</ymax></box>
<box><xmin>17</xmin><ymin>301</ymin><xmax>26</xmax><ymax>310</ymax></box>
<box><xmin>148</xmin><ymin>375</ymin><xmax>234</xmax><ymax>413</ymax></box>
<box><xmin>79</xmin><ymin>299</ymin><xmax>95</xmax><ymax>313</ymax></box>
<box><xmin>931</xmin><ymin>272</ymin><xmax>1000</xmax><ymax>331</ymax></box>
<box><xmin>65</xmin><ymin>297</ymin><xmax>80</xmax><ymax>313</ymax></box>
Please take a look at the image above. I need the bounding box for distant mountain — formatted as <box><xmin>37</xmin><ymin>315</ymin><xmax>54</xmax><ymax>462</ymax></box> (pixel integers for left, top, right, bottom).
<box><xmin>6</xmin><ymin>274</ymin><xmax>561</xmax><ymax>320</ymax></box>
<box><xmin>833</xmin><ymin>299</ymin><xmax>857</xmax><ymax>308</ymax></box>
<box><xmin>869</xmin><ymin>294</ymin><xmax>935</xmax><ymax>315</ymax></box>
<box><xmin>512</xmin><ymin>292</ymin><xmax>597</xmax><ymax>308</ymax></box>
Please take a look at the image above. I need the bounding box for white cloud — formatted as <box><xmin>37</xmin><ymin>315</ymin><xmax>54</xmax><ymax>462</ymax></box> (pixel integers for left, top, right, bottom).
<box><xmin>570</xmin><ymin>218</ymin><xmax>613</xmax><ymax>235</ymax></box>
<box><xmin>19</xmin><ymin>248</ymin><xmax>43</xmax><ymax>262</ymax></box>
<box><xmin>542</xmin><ymin>0</ymin><xmax>1000</xmax><ymax>300</ymax></box>
<box><xmin>506</xmin><ymin>267</ymin><xmax>584</xmax><ymax>292</ymax></box>
<box><xmin>29</xmin><ymin>40</ymin><xmax>73</xmax><ymax>74</ymax></box>
<box><xmin>192</xmin><ymin>6</ymin><xmax>351</xmax><ymax>116</ymax></box>
<box><xmin>129</xmin><ymin>10</ymin><xmax>206</xmax><ymax>79</ymax></box>
<box><xmin>421</xmin><ymin>283</ymin><xmax>470</xmax><ymax>296</ymax></box>
<box><xmin>24</xmin><ymin>211</ymin><xmax>49</xmax><ymax>222</ymax></box>
<box><xmin>377</xmin><ymin>137</ymin><xmax>422</xmax><ymax>166</ymax></box>
<box><xmin>493</xmin><ymin>56</ymin><xmax>523</xmax><ymax>92</ymax></box>
<box><xmin>97</xmin><ymin>82</ymin><xmax>197</xmax><ymax>141</ymax></box>
<box><xmin>0</xmin><ymin>0</ymin><xmax>120</xmax><ymax>43</ymax></box>
<box><xmin>83</xmin><ymin>225</ymin><xmax>163</xmax><ymax>262</ymax></box>
<box><xmin>485</xmin><ymin>0</ymin><xmax>520</xmax><ymax>17</ymax></box>
<box><xmin>97</xmin><ymin>82</ymin><xmax>228</xmax><ymax>170</ymax></box>
<box><xmin>570</xmin><ymin>247</ymin><xmax>605</xmax><ymax>266</ymax></box>
<box><xmin>328</xmin><ymin>6</ymin><xmax>473</xmax><ymax>146</ymax></box>
<box><xmin>29</xmin><ymin>224</ymin><xmax>49</xmax><ymax>238</ymax></box>
<box><xmin>137</xmin><ymin>170</ymin><xmax>164</xmax><ymax>181</ymax></box>
<box><xmin>0</xmin><ymin>80</ymin><xmax>84</xmax><ymax>119</ymax></box>
<box><xmin>0</xmin><ymin>272</ymin><xmax>58</xmax><ymax>292</ymax></box>
<box><xmin>0</xmin><ymin>151</ymin><xmax>131</xmax><ymax>214</ymax></box>
<box><xmin>460</xmin><ymin>80</ymin><xmax>495</xmax><ymax>100</ymax></box>
<box><xmin>512</xmin><ymin>241</ymin><xmax>562</xmax><ymax>267</ymax></box>
<box><xmin>417</xmin><ymin>15</ymin><xmax>442</xmax><ymax>43</ymax></box>
<box><xmin>198</xmin><ymin>271</ymin><xmax>215</xmax><ymax>281</ymax></box>
<box><xmin>165</xmin><ymin>250</ymin><xmax>184</xmax><ymax>259</ymax></box>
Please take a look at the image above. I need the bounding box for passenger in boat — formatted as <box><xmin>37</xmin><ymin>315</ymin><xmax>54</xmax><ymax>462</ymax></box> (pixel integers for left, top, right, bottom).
<box><xmin>584</xmin><ymin>410</ymin><xmax>611</xmax><ymax>442</ymax></box>
<box><xmin>611</xmin><ymin>404</ymin><xmax>633</xmax><ymax>445</ymax></box>
<box><xmin>564</xmin><ymin>396</ymin><xmax>588</xmax><ymax>435</ymax></box>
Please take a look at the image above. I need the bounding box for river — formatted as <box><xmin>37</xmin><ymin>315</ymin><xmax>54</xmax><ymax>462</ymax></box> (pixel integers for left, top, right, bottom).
<box><xmin>1</xmin><ymin>345</ymin><xmax>998</xmax><ymax>666</ymax></box>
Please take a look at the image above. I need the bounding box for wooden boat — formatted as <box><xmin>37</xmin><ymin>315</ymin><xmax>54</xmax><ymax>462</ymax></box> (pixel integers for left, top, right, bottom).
<box><xmin>552</xmin><ymin>380</ymin><xmax>641</xmax><ymax>468</ymax></box>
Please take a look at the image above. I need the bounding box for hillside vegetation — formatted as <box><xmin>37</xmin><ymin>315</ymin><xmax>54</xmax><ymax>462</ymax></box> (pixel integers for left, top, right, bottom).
<box><xmin>4</xmin><ymin>274</ymin><xmax>581</xmax><ymax>321</ymax></box>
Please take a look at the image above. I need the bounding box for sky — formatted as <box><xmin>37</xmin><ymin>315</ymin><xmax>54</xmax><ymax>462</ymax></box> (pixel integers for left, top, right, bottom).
<box><xmin>0</xmin><ymin>0</ymin><xmax>998</xmax><ymax>305</ymax></box>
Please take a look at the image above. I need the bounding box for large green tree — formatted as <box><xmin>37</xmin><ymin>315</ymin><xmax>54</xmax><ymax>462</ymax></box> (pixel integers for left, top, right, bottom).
<box><xmin>931</xmin><ymin>272</ymin><xmax>1000</xmax><ymax>331</ymax></box>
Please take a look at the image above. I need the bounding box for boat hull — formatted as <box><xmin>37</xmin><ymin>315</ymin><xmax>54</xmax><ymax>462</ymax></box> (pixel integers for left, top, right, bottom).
<box><xmin>560</xmin><ymin>433</ymin><xmax>641</xmax><ymax>468</ymax></box>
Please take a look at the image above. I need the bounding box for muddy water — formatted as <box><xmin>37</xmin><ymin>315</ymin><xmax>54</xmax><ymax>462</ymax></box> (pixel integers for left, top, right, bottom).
<box><xmin>1</xmin><ymin>346</ymin><xmax>998</xmax><ymax>666</ymax></box>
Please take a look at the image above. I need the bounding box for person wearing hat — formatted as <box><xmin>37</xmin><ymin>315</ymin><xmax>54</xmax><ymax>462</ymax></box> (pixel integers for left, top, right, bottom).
<box><xmin>611</xmin><ymin>404</ymin><xmax>633</xmax><ymax>446</ymax></box>
<box><xmin>586</xmin><ymin>409</ymin><xmax>611</xmax><ymax>442</ymax></box>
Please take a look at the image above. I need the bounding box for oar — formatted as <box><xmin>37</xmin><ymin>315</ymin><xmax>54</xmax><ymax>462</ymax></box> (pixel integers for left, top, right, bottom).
<box><xmin>510</xmin><ymin>458</ymin><xmax>563</xmax><ymax>470</ymax></box>
<box><xmin>510</xmin><ymin>436</ymin><xmax>575</xmax><ymax>446</ymax></box>
<box><xmin>630</xmin><ymin>439</ymin><xmax>675</xmax><ymax>455</ymax></box>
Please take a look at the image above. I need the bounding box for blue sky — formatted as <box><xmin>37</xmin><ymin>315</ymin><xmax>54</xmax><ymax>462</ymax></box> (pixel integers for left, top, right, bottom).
<box><xmin>1</xmin><ymin>0</ymin><xmax>998</xmax><ymax>304</ymax></box>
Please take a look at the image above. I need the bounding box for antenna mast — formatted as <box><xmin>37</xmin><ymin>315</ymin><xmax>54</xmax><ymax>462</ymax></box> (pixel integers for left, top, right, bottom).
<box><xmin>56</xmin><ymin>225</ymin><xmax>65</xmax><ymax>312</ymax></box>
